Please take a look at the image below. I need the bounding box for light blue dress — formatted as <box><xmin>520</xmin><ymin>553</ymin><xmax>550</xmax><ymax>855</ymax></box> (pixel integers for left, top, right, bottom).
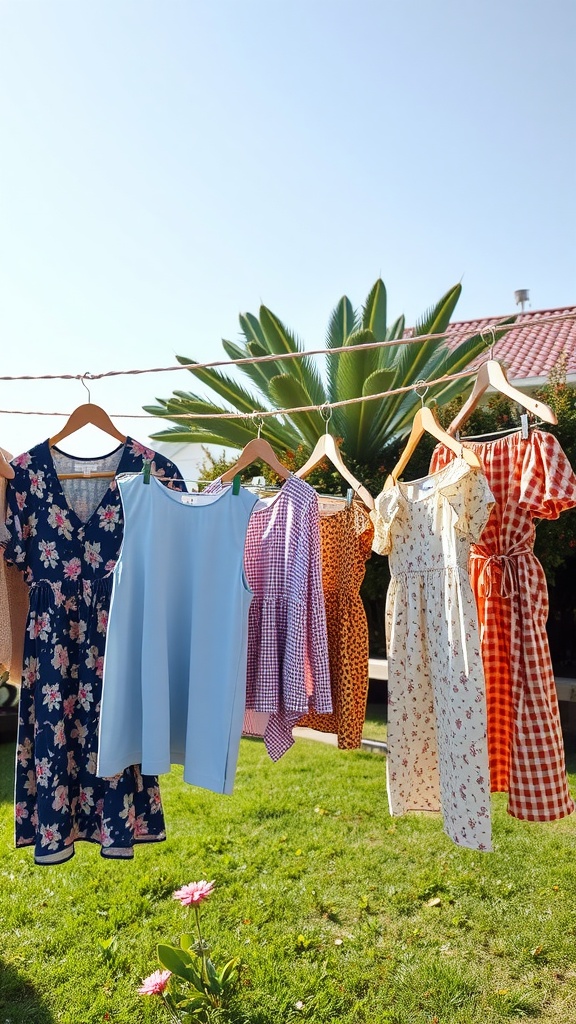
<box><xmin>97</xmin><ymin>475</ymin><xmax>258</xmax><ymax>795</ymax></box>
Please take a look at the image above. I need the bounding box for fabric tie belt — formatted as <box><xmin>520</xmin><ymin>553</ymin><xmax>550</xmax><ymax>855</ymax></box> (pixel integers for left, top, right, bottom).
<box><xmin>470</xmin><ymin>550</ymin><xmax>531</xmax><ymax>598</ymax></box>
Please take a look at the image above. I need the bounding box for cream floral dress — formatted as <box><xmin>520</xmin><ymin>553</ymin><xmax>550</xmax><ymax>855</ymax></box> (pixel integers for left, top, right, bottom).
<box><xmin>372</xmin><ymin>458</ymin><xmax>495</xmax><ymax>851</ymax></box>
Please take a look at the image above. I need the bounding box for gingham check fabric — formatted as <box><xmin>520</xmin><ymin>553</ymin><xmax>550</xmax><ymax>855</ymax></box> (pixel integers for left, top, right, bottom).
<box><xmin>431</xmin><ymin>430</ymin><xmax>576</xmax><ymax>821</ymax></box>
<box><xmin>205</xmin><ymin>476</ymin><xmax>332</xmax><ymax>760</ymax></box>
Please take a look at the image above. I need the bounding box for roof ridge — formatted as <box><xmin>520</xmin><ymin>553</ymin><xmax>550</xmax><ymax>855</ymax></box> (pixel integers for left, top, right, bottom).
<box><xmin>448</xmin><ymin>304</ymin><xmax>576</xmax><ymax>328</ymax></box>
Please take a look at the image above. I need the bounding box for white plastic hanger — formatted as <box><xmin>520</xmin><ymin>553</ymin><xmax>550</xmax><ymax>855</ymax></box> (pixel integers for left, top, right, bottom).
<box><xmin>295</xmin><ymin>406</ymin><xmax>374</xmax><ymax>510</ymax></box>
<box><xmin>448</xmin><ymin>330</ymin><xmax>557</xmax><ymax>436</ymax></box>
<box><xmin>386</xmin><ymin>383</ymin><xmax>481</xmax><ymax>489</ymax></box>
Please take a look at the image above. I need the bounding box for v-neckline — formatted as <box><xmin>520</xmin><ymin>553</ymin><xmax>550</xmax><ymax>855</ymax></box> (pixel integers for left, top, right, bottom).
<box><xmin>42</xmin><ymin>437</ymin><xmax>133</xmax><ymax>529</ymax></box>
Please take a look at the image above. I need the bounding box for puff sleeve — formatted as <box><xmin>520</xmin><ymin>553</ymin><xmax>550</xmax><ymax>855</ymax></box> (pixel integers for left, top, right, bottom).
<box><xmin>370</xmin><ymin>488</ymin><xmax>401</xmax><ymax>555</ymax></box>
<box><xmin>519</xmin><ymin>430</ymin><xmax>576</xmax><ymax>520</ymax></box>
<box><xmin>439</xmin><ymin>466</ymin><xmax>495</xmax><ymax>544</ymax></box>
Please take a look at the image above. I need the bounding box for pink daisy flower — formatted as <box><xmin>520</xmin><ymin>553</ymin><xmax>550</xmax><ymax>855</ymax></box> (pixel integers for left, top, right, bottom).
<box><xmin>172</xmin><ymin>880</ymin><xmax>215</xmax><ymax>906</ymax></box>
<box><xmin>137</xmin><ymin>969</ymin><xmax>171</xmax><ymax>996</ymax></box>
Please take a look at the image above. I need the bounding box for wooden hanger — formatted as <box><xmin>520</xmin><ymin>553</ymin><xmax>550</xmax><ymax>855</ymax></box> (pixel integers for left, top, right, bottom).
<box><xmin>48</xmin><ymin>377</ymin><xmax>127</xmax><ymax>480</ymax></box>
<box><xmin>448</xmin><ymin>359</ymin><xmax>557</xmax><ymax>436</ymax></box>
<box><xmin>220</xmin><ymin>436</ymin><xmax>291</xmax><ymax>485</ymax></box>
<box><xmin>295</xmin><ymin>422</ymin><xmax>374</xmax><ymax>510</ymax></box>
<box><xmin>387</xmin><ymin>402</ymin><xmax>481</xmax><ymax>488</ymax></box>
<box><xmin>0</xmin><ymin>447</ymin><xmax>15</xmax><ymax>480</ymax></box>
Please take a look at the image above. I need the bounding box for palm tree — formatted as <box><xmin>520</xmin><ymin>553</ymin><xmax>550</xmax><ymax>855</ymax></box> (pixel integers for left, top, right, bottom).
<box><xmin>145</xmin><ymin>279</ymin><xmax>513</xmax><ymax>462</ymax></box>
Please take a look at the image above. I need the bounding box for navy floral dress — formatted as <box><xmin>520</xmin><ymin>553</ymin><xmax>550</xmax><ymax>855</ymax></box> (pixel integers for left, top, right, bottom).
<box><xmin>3</xmin><ymin>437</ymin><xmax>183</xmax><ymax>864</ymax></box>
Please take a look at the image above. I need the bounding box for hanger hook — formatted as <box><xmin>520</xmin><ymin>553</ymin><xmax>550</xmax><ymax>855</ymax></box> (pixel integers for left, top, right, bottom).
<box><xmin>414</xmin><ymin>379</ymin><xmax>429</xmax><ymax>408</ymax></box>
<box><xmin>481</xmin><ymin>326</ymin><xmax>496</xmax><ymax>361</ymax></box>
<box><xmin>80</xmin><ymin>372</ymin><xmax>92</xmax><ymax>403</ymax></box>
<box><xmin>319</xmin><ymin>402</ymin><xmax>333</xmax><ymax>434</ymax></box>
<box><xmin>488</xmin><ymin>325</ymin><xmax>497</xmax><ymax>360</ymax></box>
<box><xmin>251</xmin><ymin>412</ymin><xmax>265</xmax><ymax>438</ymax></box>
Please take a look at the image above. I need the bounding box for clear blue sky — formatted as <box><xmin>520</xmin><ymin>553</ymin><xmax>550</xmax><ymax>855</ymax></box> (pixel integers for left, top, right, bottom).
<box><xmin>1</xmin><ymin>0</ymin><xmax>574</xmax><ymax>455</ymax></box>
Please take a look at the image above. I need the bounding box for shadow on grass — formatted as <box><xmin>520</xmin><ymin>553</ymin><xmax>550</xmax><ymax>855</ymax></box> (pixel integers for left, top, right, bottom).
<box><xmin>0</xmin><ymin>959</ymin><xmax>54</xmax><ymax>1023</ymax></box>
<box><xmin>0</xmin><ymin>742</ymin><xmax>14</xmax><ymax>805</ymax></box>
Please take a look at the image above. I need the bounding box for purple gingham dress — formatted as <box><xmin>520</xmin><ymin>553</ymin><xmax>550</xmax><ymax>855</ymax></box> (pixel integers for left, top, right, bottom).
<box><xmin>205</xmin><ymin>476</ymin><xmax>332</xmax><ymax>759</ymax></box>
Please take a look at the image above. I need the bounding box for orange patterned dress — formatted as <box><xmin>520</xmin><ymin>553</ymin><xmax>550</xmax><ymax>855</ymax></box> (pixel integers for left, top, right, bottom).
<box><xmin>431</xmin><ymin>430</ymin><xmax>576</xmax><ymax>821</ymax></box>
<box><xmin>297</xmin><ymin>501</ymin><xmax>374</xmax><ymax>748</ymax></box>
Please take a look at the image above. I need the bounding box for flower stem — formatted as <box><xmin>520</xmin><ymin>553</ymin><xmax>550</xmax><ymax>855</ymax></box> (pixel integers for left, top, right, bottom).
<box><xmin>162</xmin><ymin>992</ymin><xmax>182</xmax><ymax>1024</ymax></box>
<box><xmin>194</xmin><ymin>904</ymin><xmax>209</xmax><ymax>986</ymax></box>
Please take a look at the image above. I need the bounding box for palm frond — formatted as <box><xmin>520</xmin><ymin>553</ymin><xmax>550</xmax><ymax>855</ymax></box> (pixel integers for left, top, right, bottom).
<box><xmin>326</xmin><ymin>295</ymin><xmax>357</xmax><ymax>405</ymax></box>
<box><xmin>361</xmin><ymin>279</ymin><xmax>387</xmax><ymax>340</ymax></box>
<box><xmin>267</xmin><ymin>374</ymin><xmax>327</xmax><ymax>448</ymax></box>
<box><xmin>174</xmin><ymin>356</ymin><xmax>264</xmax><ymax>415</ymax></box>
<box><xmin>391</xmin><ymin>284</ymin><xmax>462</xmax><ymax>387</ymax></box>
<box><xmin>259</xmin><ymin>306</ymin><xmax>326</xmax><ymax>406</ymax></box>
<box><xmin>221</xmin><ymin>340</ymin><xmax>270</xmax><ymax>400</ymax></box>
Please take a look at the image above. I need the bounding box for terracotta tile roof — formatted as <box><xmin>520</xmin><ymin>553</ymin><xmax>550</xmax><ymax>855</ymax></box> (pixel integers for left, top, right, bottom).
<box><xmin>444</xmin><ymin>306</ymin><xmax>576</xmax><ymax>382</ymax></box>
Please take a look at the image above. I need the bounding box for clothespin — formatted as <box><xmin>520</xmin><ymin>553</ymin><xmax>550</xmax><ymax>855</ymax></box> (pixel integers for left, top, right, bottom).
<box><xmin>232</xmin><ymin>473</ymin><xmax>241</xmax><ymax>495</ymax></box>
<box><xmin>142</xmin><ymin>459</ymin><xmax>151</xmax><ymax>484</ymax></box>
<box><xmin>520</xmin><ymin>413</ymin><xmax>529</xmax><ymax>440</ymax></box>
<box><xmin>346</xmin><ymin>487</ymin><xmax>353</xmax><ymax>508</ymax></box>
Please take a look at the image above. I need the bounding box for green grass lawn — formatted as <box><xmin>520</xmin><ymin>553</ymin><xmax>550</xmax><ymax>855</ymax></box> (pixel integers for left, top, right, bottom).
<box><xmin>1</xmin><ymin>729</ymin><xmax>575</xmax><ymax>1024</ymax></box>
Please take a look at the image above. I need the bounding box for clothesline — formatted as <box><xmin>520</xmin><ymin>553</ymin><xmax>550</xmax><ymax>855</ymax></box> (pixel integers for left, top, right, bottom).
<box><xmin>0</xmin><ymin>308</ymin><xmax>574</xmax><ymax>383</ymax></box>
<box><xmin>0</xmin><ymin>368</ymin><xmax>481</xmax><ymax>420</ymax></box>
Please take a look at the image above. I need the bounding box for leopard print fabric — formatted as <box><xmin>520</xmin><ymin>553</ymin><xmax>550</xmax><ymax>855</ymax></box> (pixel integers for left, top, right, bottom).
<box><xmin>296</xmin><ymin>500</ymin><xmax>374</xmax><ymax>748</ymax></box>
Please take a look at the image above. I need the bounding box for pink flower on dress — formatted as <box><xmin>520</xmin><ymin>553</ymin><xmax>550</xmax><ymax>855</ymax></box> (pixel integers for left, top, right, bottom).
<box><xmin>132</xmin><ymin>814</ymin><xmax>149</xmax><ymax>838</ymax></box>
<box><xmin>84</xmin><ymin>540</ymin><xmax>103</xmax><ymax>570</ymax></box>
<box><xmin>15</xmin><ymin>802</ymin><xmax>29</xmax><ymax>824</ymax></box>
<box><xmin>63</xmin><ymin>557</ymin><xmax>82</xmax><ymax>580</ymax></box>
<box><xmin>137</xmin><ymin>969</ymin><xmax>171</xmax><ymax>996</ymax></box>
<box><xmin>130</xmin><ymin>440</ymin><xmax>155</xmax><ymax>461</ymax></box>
<box><xmin>51</xmin><ymin>644</ymin><xmax>69</xmax><ymax>676</ymax></box>
<box><xmin>16</xmin><ymin>741</ymin><xmax>32</xmax><ymax>765</ymax></box>
<box><xmin>39</xmin><ymin>822</ymin><xmax>61</xmax><ymax>849</ymax></box>
<box><xmin>63</xmin><ymin>694</ymin><xmax>77</xmax><ymax>718</ymax></box>
<box><xmin>13</xmin><ymin>452</ymin><xmax>31</xmax><ymax>468</ymax></box>
<box><xmin>47</xmin><ymin>503</ymin><xmax>72</xmax><ymax>538</ymax></box>
<box><xmin>23</xmin><ymin>657</ymin><xmax>39</xmax><ymax>687</ymax></box>
<box><xmin>39</xmin><ymin>539</ymin><xmax>59</xmax><ymax>568</ymax></box>
<box><xmin>98</xmin><ymin>504</ymin><xmax>120</xmax><ymax>531</ymax></box>
<box><xmin>16</xmin><ymin>490</ymin><xmax>27</xmax><ymax>511</ymax></box>
<box><xmin>52</xmin><ymin>720</ymin><xmax>67</xmax><ymax>748</ymax></box>
<box><xmin>29</xmin><ymin>471</ymin><xmax>46</xmax><ymax>497</ymax></box>
<box><xmin>172</xmin><ymin>880</ymin><xmax>215</xmax><ymax>906</ymax></box>
<box><xmin>52</xmin><ymin>784</ymin><xmax>69</xmax><ymax>812</ymax></box>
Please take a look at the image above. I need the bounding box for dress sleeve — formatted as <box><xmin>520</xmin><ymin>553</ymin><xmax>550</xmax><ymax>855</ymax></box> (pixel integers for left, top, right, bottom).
<box><xmin>519</xmin><ymin>430</ymin><xmax>576</xmax><ymax>519</ymax></box>
<box><xmin>439</xmin><ymin>467</ymin><xmax>495</xmax><ymax>544</ymax></box>
<box><xmin>370</xmin><ymin>488</ymin><xmax>400</xmax><ymax>555</ymax></box>
<box><xmin>149</xmin><ymin>452</ymin><xmax>186</xmax><ymax>492</ymax></box>
<box><xmin>355</xmin><ymin>503</ymin><xmax>375</xmax><ymax>562</ymax></box>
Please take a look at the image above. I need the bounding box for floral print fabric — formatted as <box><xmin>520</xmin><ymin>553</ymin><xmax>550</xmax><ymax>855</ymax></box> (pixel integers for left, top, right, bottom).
<box><xmin>371</xmin><ymin>459</ymin><xmax>494</xmax><ymax>851</ymax></box>
<box><xmin>0</xmin><ymin>452</ymin><xmax>29</xmax><ymax>681</ymax></box>
<box><xmin>296</xmin><ymin>501</ymin><xmax>374</xmax><ymax>748</ymax></box>
<box><xmin>431</xmin><ymin>430</ymin><xmax>576</xmax><ymax>821</ymax></box>
<box><xmin>2</xmin><ymin>438</ymin><xmax>183</xmax><ymax>864</ymax></box>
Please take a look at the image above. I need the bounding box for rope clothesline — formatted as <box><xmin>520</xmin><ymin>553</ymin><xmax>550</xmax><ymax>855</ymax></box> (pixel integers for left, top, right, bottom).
<box><xmin>0</xmin><ymin>308</ymin><xmax>574</xmax><ymax>384</ymax></box>
<box><xmin>0</xmin><ymin>369</ymin><xmax>485</xmax><ymax>420</ymax></box>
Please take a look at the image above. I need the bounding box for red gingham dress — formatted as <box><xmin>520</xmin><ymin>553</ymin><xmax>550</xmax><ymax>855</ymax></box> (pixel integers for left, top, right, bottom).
<box><xmin>431</xmin><ymin>430</ymin><xmax>576</xmax><ymax>821</ymax></box>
